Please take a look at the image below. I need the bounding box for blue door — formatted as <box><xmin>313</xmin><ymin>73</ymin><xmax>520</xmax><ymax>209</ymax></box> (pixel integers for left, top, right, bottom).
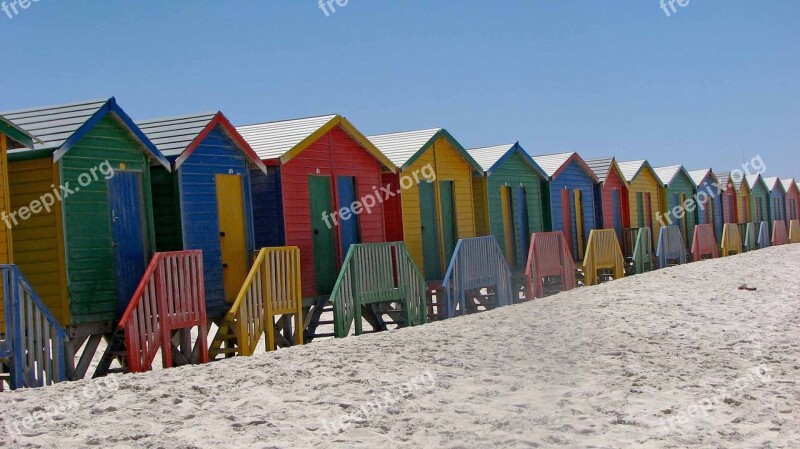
<box><xmin>337</xmin><ymin>176</ymin><xmax>359</xmax><ymax>261</ymax></box>
<box><xmin>612</xmin><ymin>190</ymin><xmax>622</xmax><ymax>239</ymax></box>
<box><xmin>109</xmin><ymin>171</ymin><xmax>148</xmax><ymax>315</ymax></box>
<box><xmin>514</xmin><ymin>186</ymin><xmax>529</xmax><ymax>266</ymax></box>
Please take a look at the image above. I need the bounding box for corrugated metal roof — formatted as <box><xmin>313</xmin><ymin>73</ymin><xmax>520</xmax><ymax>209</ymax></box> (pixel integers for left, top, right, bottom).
<box><xmin>730</xmin><ymin>171</ymin><xmax>746</xmax><ymax>191</ymax></box>
<box><xmin>137</xmin><ymin>113</ymin><xmax>217</xmax><ymax>157</ymax></box>
<box><xmin>0</xmin><ymin>99</ymin><xmax>108</xmax><ymax>151</ymax></box>
<box><xmin>367</xmin><ymin>128</ymin><xmax>441</xmax><ymax>168</ymax></box>
<box><xmin>531</xmin><ymin>152</ymin><xmax>574</xmax><ymax>179</ymax></box>
<box><xmin>236</xmin><ymin>114</ymin><xmax>338</xmax><ymax>160</ymax></box>
<box><xmin>653</xmin><ymin>165</ymin><xmax>682</xmax><ymax>186</ymax></box>
<box><xmin>584</xmin><ymin>158</ymin><xmax>613</xmax><ymax>183</ymax></box>
<box><xmin>617</xmin><ymin>160</ymin><xmax>647</xmax><ymax>183</ymax></box>
<box><xmin>715</xmin><ymin>172</ymin><xmax>730</xmax><ymax>187</ymax></box>
<box><xmin>465</xmin><ymin>143</ymin><xmax>515</xmax><ymax>173</ymax></box>
<box><xmin>689</xmin><ymin>169</ymin><xmax>713</xmax><ymax>186</ymax></box>
<box><xmin>0</xmin><ymin>114</ymin><xmax>39</xmax><ymax>148</ymax></box>
<box><xmin>762</xmin><ymin>176</ymin><xmax>782</xmax><ymax>192</ymax></box>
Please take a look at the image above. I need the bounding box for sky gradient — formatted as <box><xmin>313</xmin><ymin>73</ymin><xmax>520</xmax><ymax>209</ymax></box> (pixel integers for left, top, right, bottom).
<box><xmin>2</xmin><ymin>1</ymin><xmax>798</xmax><ymax>178</ymax></box>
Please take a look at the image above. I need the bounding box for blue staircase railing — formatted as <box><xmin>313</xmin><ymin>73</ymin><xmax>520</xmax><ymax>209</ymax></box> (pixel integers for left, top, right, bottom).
<box><xmin>656</xmin><ymin>226</ymin><xmax>687</xmax><ymax>268</ymax></box>
<box><xmin>1</xmin><ymin>265</ymin><xmax>68</xmax><ymax>390</ymax></box>
<box><xmin>442</xmin><ymin>236</ymin><xmax>513</xmax><ymax>319</ymax></box>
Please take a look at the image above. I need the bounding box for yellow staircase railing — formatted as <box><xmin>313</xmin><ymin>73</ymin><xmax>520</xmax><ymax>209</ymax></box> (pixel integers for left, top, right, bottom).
<box><xmin>210</xmin><ymin>247</ymin><xmax>303</xmax><ymax>359</ymax></box>
<box><xmin>582</xmin><ymin>229</ymin><xmax>625</xmax><ymax>286</ymax></box>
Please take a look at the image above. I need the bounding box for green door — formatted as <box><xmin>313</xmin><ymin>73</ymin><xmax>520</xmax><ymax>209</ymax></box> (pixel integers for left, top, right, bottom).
<box><xmin>419</xmin><ymin>181</ymin><xmax>442</xmax><ymax>280</ymax></box>
<box><xmin>309</xmin><ymin>176</ymin><xmax>337</xmax><ymax>294</ymax></box>
<box><xmin>439</xmin><ymin>181</ymin><xmax>458</xmax><ymax>269</ymax></box>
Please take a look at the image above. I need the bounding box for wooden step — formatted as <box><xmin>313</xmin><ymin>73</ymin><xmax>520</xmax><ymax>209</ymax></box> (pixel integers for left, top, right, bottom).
<box><xmin>209</xmin><ymin>347</ymin><xmax>239</xmax><ymax>356</ymax></box>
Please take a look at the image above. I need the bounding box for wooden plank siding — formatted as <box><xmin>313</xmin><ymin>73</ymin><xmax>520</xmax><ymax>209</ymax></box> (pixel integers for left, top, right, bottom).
<box><xmin>0</xmin><ymin>134</ymin><xmax>11</xmax><ymax>330</ymax></box>
<box><xmin>400</xmin><ymin>136</ymin><xmax>476</xmax><ymax>278</ymax></box>
<box><xmin>750</xmin><ymin>182</ymin><xmax>770</xmax><ymax>224</ymax></box>
<box><xmin>737</xmin><ymin>183</ymin><xmax>752</xmax><ymax>223</ymax></box>
<box><xmin>628</xmin><ymin>166</ymin><xmax>663</xmax><ymax>239</ymax></box>
<box><xmin>59</xmin><ymin>115</ymin><xmax>156</xmax><ymax>324</ymax></box>
<box><xmin>660</xmin><ymin>171</ymin><xmax>697</xmax><ymax>248</ymax></box>
<box><xmin>151</xmin><ymin>165</ymin><xmax>183</xmax><ymax>252</ymax></box>
<box><xmin>695</xmin><ymin>176</ymin><xmax>724</xmax><ymax>239</ymax></box>
<box><xmin>8</xmin><ymin>158</ymin><xmax>70</xmax><ymax>325</ymax></box>
<box><xmin>597</xmin><ymin>165</ymin><xmax>630</xmax><ymax>231</ymax></box>
<box><xmin>175</xmin><ymin>126</ymin><xmax>255</xmax><ymax>318</ymax></box>
<box><xmin>251</xmin><ymin>165</ymin><xmax>285</xmax><ymax>249</ymax></box>
<box><xmin>280</xmin><ymin>125</ymin><xmax>387</xmax><ymax>298</ymax></box>
<box><xmin>484</xmin><ymin>152</ymin><xmax>546</xmax><ymax>266</ymax></box>
<box><xmin>472</xmin><ymin>175</ymin><xmax>489</xmax><ymax>236</ymax></box>
<box><xmin>547</xmin><ymin>161</ymin><xmax>598</xmax><ymax>261</ymax></box>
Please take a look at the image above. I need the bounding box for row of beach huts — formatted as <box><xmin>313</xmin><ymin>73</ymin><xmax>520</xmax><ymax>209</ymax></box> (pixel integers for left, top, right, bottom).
<box><xmin>0</xmin><ymin>97</ymin><xmax>798</xmax><ymax>390</ymax></box>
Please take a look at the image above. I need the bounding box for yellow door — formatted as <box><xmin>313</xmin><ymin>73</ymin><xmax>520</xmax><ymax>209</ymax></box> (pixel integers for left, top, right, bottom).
<box><xmin>216</xmin><ymin>174</ymin><xmax>248</xmax><ymax>303</ymax></box>
<box><xmin>500</xmin><ymin>186</ymin><xmax>515</xmax><ymax>264</ymax></box>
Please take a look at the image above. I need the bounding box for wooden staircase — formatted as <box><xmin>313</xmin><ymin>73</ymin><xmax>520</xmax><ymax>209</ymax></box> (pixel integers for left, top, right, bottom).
<box><xmin>209</xmin><ymin>247</ymin><xmax>303</xmax><ymax>360</ymax></box>
<box><xmin>95</xmin><ymin>251</ymin><xmax>208</xmax><ymax>377</ymax></box>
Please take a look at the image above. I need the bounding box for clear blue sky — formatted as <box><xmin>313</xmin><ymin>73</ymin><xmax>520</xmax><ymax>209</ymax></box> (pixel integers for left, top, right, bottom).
<box><xmin>2</xmin><ymin>1</ymin><xmax>798</xmax><ymax>177</ymax></box>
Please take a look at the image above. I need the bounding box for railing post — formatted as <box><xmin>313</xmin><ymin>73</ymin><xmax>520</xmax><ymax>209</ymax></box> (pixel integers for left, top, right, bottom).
<box><xmin>155</xmin><ymin>259</ymin><xmax>172</xmax><ymax>369</ymax></box>
<box><xmin>353</xmin><ymin>246</ymin><xmax>364</xmax><ymax>336</ymax></box>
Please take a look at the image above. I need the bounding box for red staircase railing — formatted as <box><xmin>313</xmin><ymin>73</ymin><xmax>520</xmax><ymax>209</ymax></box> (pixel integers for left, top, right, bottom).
<box><xmin>691</xmin><ymin>224</ymin><xmax>719</xmax><ymax>262</ymax></box>
<box><xmin>524</xmin><ymin>232</ymin><xmax>577</xmax><ymax>300</ymax></box>
<box><xmin>118</xmin><ymin>251</ymin><xmax>209</xmax><ymax>373</ymax></box>
<box><xmin>771</xmin><ymin>220</ymin><xmax>788</xmax><ymax>246</ymax></box>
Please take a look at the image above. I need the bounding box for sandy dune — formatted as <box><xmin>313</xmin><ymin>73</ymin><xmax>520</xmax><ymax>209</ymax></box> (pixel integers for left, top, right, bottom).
<box><xmin>2</xmin><ymin>245</ymin><xmax>799</xmax><ymax>448</ymax></box>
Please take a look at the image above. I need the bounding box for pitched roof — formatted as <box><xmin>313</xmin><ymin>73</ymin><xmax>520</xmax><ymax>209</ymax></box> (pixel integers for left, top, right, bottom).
<box><xmin>532</xmin><ymin>152</ymin><xmax>599</xmax><ymax>182</ymax></box>
<box><xmin>138</xmin><ymin>112</ymin><xmax>267</xmax><ymax>174</ymax></box>
<box><xmin>0</xmin><ymin>114</ymin><xmax>40</xmax><ymax>148</ymax></box>
<box><xmin>688</xmin><ymin>169</ymin><xmax>715</xmax><ymax>186</ymax></box>
<box><xmin>653</xmin><ymin>165</ymin><xmax>697</xmax><ymax>188</ymax></box>
<box><xmin>745</xmin><ymin>174</ymin><xmax>767</xmax><ymax>192</ymax></box>
<box><xmin>782</xmin><ymin>178</ymin><xmax>798</xmax><ymax>193</ymax></box>
<box><xmin>584</xmin><ymin>158</ymin><xmax>614</xmax><ymax>183</ymax></box>
<box><xmin>730</xmin><ymin>171</ymin><xmax>746</xmax><ymax>192</ymax></box>
<box><xmin>368</xmin><ymin>128</ymin><xmax>481</xmax><ymax>172</ymax></box>
<box><xmin>0</xmin><ymin>98</ymin><xmax>170</xmax><ymax>170</ymax></box>
<box><xmin>237</xmin><ymin>114</ymin><xmax>396</xmax><ymax>171</ymax></box>
<box><xmin>465</xmin><ymin>142</ymin><xmax>546</xmax><ymax>178</ymax></box>
<box><xmin>714</xmin><ymin>172</ymin><xmax>730</xmax><ymax>187</ymax></box>
<box><xmin>618</xmin><ymin>160</ymin><xmax>663</xmax><ymax>186</ymax></box>
<box><xmin>762</xmin><ymin>176</ymin><xmax>784</xmax><ymax>193</ymax></box>
<box><xmin>1</xmin><ymin>99</ymin><xmax>109</xmax><ymax>151</ymax></box>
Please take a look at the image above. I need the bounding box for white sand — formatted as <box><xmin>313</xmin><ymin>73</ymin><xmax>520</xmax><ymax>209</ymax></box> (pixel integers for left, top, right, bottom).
<box><xmin>2</xmin><ymin>245</ymin><xmax>799</xmax><ymax>448</ymax></box>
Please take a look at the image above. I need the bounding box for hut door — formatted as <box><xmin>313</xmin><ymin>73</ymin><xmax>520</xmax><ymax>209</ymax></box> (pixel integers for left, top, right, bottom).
<box><xmin>215</xmin><ymin>174</ymin><xmax>248</xmax><ymax>303</ymax></box>
<box><xmin>636</xmin><ymin>193</ymin><xmax>645</xmax><ymax>228</ymax></box>
<box><xmin>336</xmin><ymin>176</ymin><xmax>359</xmax><ymax>261</ymax></box>
<box><xmin>419</xmin><ymin>181</ymin><xmax>442</xmax><ymax>280</ymax></box>
<box><xmin>439</xmin><ymin>181</ymin><xmax>458</xmax><ymax>269</ymax></box>
<box><xmin>611</xmin><ymin>190</ymin><xmax>622</xmax><ymax>239</ymax></box>
<box><xmin>560</xmin><ymin>189</ymin><xmax>574</xmax><ymax>260</ymax></box>
<box><xmin>108</xmin><ymin>171</ymin><xmax>147</xmax><ymax>314</ymax></box>
<box><xmin>514</xmin><ymin>186</ymin><xmax>529</xmax><ymax>266</ymax></box>
<box><xmin>308</xmin><ymin>176</ymin><xmax>337</xmax><ymax>295</ymax></box>
<box><xmin>500</xmin><ymin>186</ymin><xmax>516</xmax><ymax>264</ymax></box>
<box><xmin>573</xmin><ymin>190</ymin><xmax>585</xmax><ymax>260</ymax></box>
<box><xmin>644</xmin><ymin>193</ymin><xmax>653</xmax><ymax>229</ymax></box>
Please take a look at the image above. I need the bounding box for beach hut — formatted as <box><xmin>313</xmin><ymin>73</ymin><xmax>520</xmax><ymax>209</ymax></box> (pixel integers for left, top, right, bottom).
<box><xmin>0</xmin><ymin>115</ymin><xmax>39</xmax><ymax>265</ymax></box>
<box><xmin>654</xmin><ymin>165</ymin><xmax>697</xmax><ymax>249</ymax></box>
<box><xmin>466</xmin><ymin>142</ymin><xmax>548</xmax><ymax>268</ymax></box>
<box><xmin>585</xmin><ymin>157</ymin><xmax>630</xmax><ymax>240</ymax></box>
<box><xmin>745</xmin><ymin>174</ymin><xmax>771</xmax><ymax>224</ymax></box>
<box><xmin>618</xmin><ymin>160</ymin><xmax>665</xmax><ymax>243</ymax></box>
<box><xmin>715</xmin><ymin>172</ymin><xmax>739</xmax><ymax>225</ymax></box>
<box><xmin>1</xmin><ymin>98</ymin><xmax>170</xmax><ymax>366</ymax></box>
<box><xmin>731</xmin><ymin>173</ymin><xmax>752</xmax><ymax>224</ymax></box>
<box><xmin>237</xmin><ymin>115</ymin><xmax>396</xmax><ymax>299</ymax></box>
<box><xmin>763</xmin><ymin>177</ymin><xmax>787</xmax><ymax>229</ymax></box>
<box><xmin>137</xmin><ymin>112</ymin><xmax>267</xmax><ymax>319</ymax></box>
<box><xmin>368</xmin><ymin>129</ymin><xmax>481</xmax><ymax>281</ymax></box>
<box><xmin>689</xmin><ymin>169</ymin><xmax>724</xmax><ymax>240</ymax></box>
<box><xmin>783</xmin><ymin>178</ymin><xmax>799</xmax><ymax>221</ymax></box>
<box><xmin>532</xmin><ymin>152</ymin><xmax>599</xmax><ymax>261</ymax></box>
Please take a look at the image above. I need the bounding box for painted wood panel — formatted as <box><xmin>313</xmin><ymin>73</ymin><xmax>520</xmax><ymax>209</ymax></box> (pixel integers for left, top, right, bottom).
<box><xmin>400</xmin><ymin>136</ymin><xmax>475</xmax><ymax>279</ymax></box>
<box><xmin>175</xmin><ymin>126</ymin><xmax>254</xmax><ymax>318</ymax></box>
<box><xmin>547</xmin><ymin>160</ymin><xmax>597</xmax><ymax>260</ymax></box>
<box><xmin>251</xmin><ymin>166</ymin><xmax>285</xmax><ymax>248</ymax></box>
<box><xmin>737</xmin><ymin>183</ymin><xmax>751</xmax><ymax>223</ymax></box>
<box><xmin>484</xmin><ymin>152</ymin><xmax>546</xmax><ymax>268</ymax></box>
<box><xmin>628</xmin><ymin>166</ymin><xmax>663</xmax><ymax>239</ymax></box>
<box><xmin>60</xmin><ymin>115</ymin><xmax>155</xmax><ymax>324</ymax></box>
<box><xmin>280</xmin><ymin>125</ymin><xmax>386</xmax><ymax>297</ymax></box>
<box><xmin>661</xmin><ymin>171</ymin><xmax>696</xmax><ymax>247</ymax></box>
<box><xmin>8</xmin><ymin>158</ymin><xmax>69</xmax><ymax>325</ymax></box>
<box><xmin>597</xmin><ymin>165</ymin><xmax>629</xmax><ymax>235</ymax></box>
